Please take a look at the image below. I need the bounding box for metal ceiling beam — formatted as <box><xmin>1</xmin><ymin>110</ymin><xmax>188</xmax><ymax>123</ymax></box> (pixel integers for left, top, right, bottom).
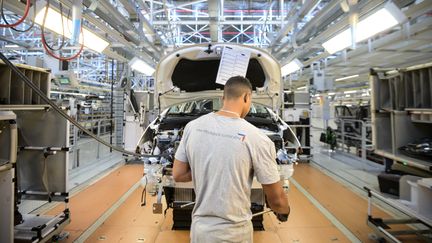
<box><xmin>149</xmin><ymin>0</ymin><xmax>207</xmax><ymax>15</ymax></box>
<box><xmin>148</xmin><ymin>0</ymin><xmax>209</xmax><ymax>16</ymax></box>
<box><xmin>270</xmin><ymin>0</ymin><xmax>320</xmax><ymax>48</ymax></box>
<box><xmin>288</xmin><ymin>2</ymin><xmax>432</xmax><ymax>83</ymax></box>
<box><xmin>117</xmin><ymin>0</ymin><xmax>136</xmax><ymax>15</ymax></box>
<box><xmin>135</xmin><ymin>0</ymin><xmax>168</xmax><ymax>47</ymax></box>
<box><xmin>83</xmin><ymin>0</ymin><xmax>140</xmax><ymax>43</ymax></box>
<box><xmin>276</xmin><ymin>0</ymin><xmax>385</xmax><ymax>62</ymax></box>
<box><xmin>152</xmin><ymin>20</ymin><xmax>284</xmax><ymax>25</ymax></box>
<box><xmin>82</xmin><ymin>0</ymin><xmax>161</xmax><ymax>57</ymax></box>
<box><xmin>2</xmin><ymin>0</ymin><xmax>157</xmax><ymax>64</ymax></box>
<box><xmin>325</xmin><ymin>18</ymin><xmax>432</xmax><ymax>69</ymax></box>
<box><xmin>292</xmin><ymin>0</ymin><xmax>342</xmax><ymax>48</ymax></box>
<box><xmin>0</xmin><ymin>36</ymin><xmax>31</xmax><ymax>48</ymax></box>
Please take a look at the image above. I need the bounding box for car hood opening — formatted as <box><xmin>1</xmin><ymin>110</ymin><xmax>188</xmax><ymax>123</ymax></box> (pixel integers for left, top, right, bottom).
<box><xmin>155</xmin><ymin>43</ymin><xmax>282</xmax><ymax>111</ymax></box>
<box><xmin>171</xmin><ymin>58</ymin><xmax>266</xmax><ymax>92</ymax></box>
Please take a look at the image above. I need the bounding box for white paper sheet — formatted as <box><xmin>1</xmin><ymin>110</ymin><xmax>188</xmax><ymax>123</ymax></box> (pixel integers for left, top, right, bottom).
<box><xmin>215</xmin><ymin>46</ymin><xmax>251</xmax><ymax>85</ymax></box>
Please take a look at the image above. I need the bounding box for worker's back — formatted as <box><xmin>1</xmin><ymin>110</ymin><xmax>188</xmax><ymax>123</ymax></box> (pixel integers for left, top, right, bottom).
<box><xmin>175</xmin><ymin>112</ymin><xmax>279</xmax><ymax>242</ymax></box>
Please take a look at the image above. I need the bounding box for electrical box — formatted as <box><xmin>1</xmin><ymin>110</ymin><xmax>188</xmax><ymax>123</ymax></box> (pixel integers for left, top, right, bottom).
<box><xmin>311</xmin><ymin>70</ymin><xmax>333</xmax><ymax>91</ymax></box>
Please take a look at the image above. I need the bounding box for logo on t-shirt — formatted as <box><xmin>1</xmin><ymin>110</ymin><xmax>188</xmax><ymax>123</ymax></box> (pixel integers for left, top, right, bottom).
<box><xmin>238</xmin><ymin>132</ymin><xmax>246</xmax><ymax>142</ymax></box>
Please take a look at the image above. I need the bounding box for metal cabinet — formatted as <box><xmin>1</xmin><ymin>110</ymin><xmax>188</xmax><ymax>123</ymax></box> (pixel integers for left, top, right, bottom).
<box><xmin>0</xmin><ymin>111</ymin><xmax>17</xmax><ymax>243</ymax></box>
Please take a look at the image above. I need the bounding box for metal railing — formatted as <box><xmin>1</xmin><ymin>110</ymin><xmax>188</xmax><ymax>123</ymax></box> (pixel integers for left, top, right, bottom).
<box><xmin>334</xmin><ymin>119</ymin><xmax>372</xmax><ymax>160</ymax></box>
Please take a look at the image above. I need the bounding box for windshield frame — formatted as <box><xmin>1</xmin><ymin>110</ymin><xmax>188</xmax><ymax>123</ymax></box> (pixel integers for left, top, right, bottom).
<box><xmin>166</xmin><ymin>98</ymin><xmax>272</xmax><ymax>118</ymax></box>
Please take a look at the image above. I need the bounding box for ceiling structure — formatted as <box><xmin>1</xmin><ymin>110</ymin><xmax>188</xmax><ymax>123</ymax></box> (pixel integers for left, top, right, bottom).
<box><xmin>0</xmin><ymin>0</ymin><xmax>431</xmax><ymax>89</ymax></box>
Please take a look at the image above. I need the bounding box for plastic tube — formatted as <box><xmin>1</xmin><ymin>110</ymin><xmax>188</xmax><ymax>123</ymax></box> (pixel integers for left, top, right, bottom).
<box><xmin>0</xmin><ymin>0</ymin><xmax>30</xmax><ymax>27</ymax></box>
<box><xmin>70</xmin><ymin>0</ymin><xmax>82</xmax><ymax>45</ymax></box>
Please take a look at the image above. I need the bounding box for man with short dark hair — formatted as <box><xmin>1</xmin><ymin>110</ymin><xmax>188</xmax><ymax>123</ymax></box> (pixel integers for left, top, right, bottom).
<box><xmin>173</xmin><ymin>76</ymin><xmax>290</xmax><ymax>243</ymax></box>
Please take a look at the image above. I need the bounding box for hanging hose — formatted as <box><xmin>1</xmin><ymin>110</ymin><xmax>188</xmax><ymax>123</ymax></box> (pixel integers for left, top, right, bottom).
<box><xmin>0</xmin><ymin>0</ymin><xmax>35</xmax><ymax>32</ymax></box>
<box><xmin>41</xmin><ymin>25</ymin><xmax>84</xmax><ymax>61</ymax></box>
<box><xmin>41</xmin><ymin>0</ymin><xmax>66</xmax><ymax>52</ymax></box>
<box><xmin>0</xmin><ymin>0</ymin><xmax>30</xmax><ymax>28</ymax></box>
<box><xmin>41</xmin><ymin>0</ymin><xmax>83</xmax><ymax>61</ymax></box>
<box><xmin>0</xmin><ymin>51</ymin><xmax>154</xmax><ymax>158</ymax></box>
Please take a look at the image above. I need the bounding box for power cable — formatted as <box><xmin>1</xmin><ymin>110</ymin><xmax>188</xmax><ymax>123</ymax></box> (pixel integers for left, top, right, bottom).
<box><xmin>41</xmin><ymin>0</ymin><xmax>66</xmax><ymax>51</ymax></box>
<box><xmin>0</xmin><ymin>0</ymin><xmax>30</xmax><ymax>28</ymax></box>
<box><xmin>0</xmin><ymin>0</ymin><xmax>35</xmax><ymax>32</ymax></box>
<box><xmin>41</xmin><ymin>0</ymin><xmax>84</xmax><ymax>61</ymax></box>
<box><xmin>0</xmin><ymin>51</ymin><xmax>155</xmax><ymax>158</ymax></box>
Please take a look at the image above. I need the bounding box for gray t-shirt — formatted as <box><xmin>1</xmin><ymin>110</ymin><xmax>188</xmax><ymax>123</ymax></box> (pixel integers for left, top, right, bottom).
<box><xmin>175</xmin><ymin>112</ymin><xmax>280</xmax><ymax>242</ymax></box>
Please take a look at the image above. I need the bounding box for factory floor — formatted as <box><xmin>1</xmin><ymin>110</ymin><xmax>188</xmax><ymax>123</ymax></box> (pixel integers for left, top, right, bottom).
<box><xmin>41</xmin><ymin>160</ymin><xmax>421</xmax><ymax>243</ymax></box>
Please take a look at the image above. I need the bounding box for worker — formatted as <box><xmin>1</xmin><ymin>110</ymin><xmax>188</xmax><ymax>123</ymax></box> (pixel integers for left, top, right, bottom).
<box><xmin>173</xmin><ymin>76</ymin><xmax>290</xmax><ymax>243</ymax></box>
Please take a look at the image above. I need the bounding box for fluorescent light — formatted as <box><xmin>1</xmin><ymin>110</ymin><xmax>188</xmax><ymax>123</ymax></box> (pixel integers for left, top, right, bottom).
<box><xmin>335</xmin><ymin>74</ymin><xmax>359</xmax><ymax>81</ymax></box>
<box><xmin>322</xmin><ymin>28</ymin><xmax>351</xmax><ymax>54</ymax></box>
<box><xmin>281</xmin><ymin>58</ymin><xmax>303</xmax><ymax>76</ymax></box>
<box><xmin>322</xmin><ymin>2</ymin><xmax>405</xmax><ymax>54</ymax></box>
<box><xmin>296</xmin><ymin>85</ymin><xmax>306</xmax><ymax>90</ymax></box>
<box><xmin>50</xmin><ymin>91</ymin><xmax>88</xmax><ymax>97</ymax></box>
<box><xmin>328</xmin><ymin>92</ymin><xmax>335</xmax><ymax>95</ymax></box>
<box><xmin>344</xmin><ymin>90</ymin><xmax>357</xmax><ymax>94</ymax></box>
<box><xmin>5</xmin><ymin>44</ymin><xmax>20</xmax><ymax>48</ymax></box>
<box><xmin>35</xmin><ymin>6</ymin><xmax>109</xmax><ymax>53</ymax></box>
<box><xmin>129</xmin><ymin>57</ymin><xmax>155</xmax><ymax>76</ymax></box>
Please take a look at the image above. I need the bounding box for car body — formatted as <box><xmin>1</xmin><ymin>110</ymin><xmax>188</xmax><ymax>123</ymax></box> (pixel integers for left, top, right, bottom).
<box><xmin>136</xmin><ymin>43</ymin><xmax>300</xmax><ymax>230</ymax></box>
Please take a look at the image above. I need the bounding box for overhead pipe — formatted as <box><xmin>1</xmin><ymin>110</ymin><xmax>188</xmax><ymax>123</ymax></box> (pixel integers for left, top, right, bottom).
<box><xmin>269</xmin><ymin>1</ymin><xmax>301</xmax><ymax>49</ymax></box>
<box><xmin>270</xmin><ymin>0</ymin><xmax>321</xmax><ymax>52</ymax></box>
<box><xmin>208</xmin><ymin>0</ymin><xmax>220</xmax><ymax>42</ymax></box>
<box><xmin>134</xmin><ymin>0</ymin><xmax>169</xmax><ymax>47</ymax></box>
<box><xmin>273</xmin><ymin>0</ymin><xmax>342</xmax><ymax>55</ymax></box>
<box><xmin>117</xmin><ymin>0</ymin><xmax>168</xmax><ymax>47</ymax></box>
<box><xmin>82</xmin><ymin>0</ymin><xmax>161</xmax><ymax>58</ymax></box>
<box><xmin>344</xmin><ymin>0</ymin><xmax>360</xmax><ymax>50</ymax></box>
<box><xmin>294</xmin><ymin>0</ymin><xmax>343</xmax><ymax>46</ymax></box>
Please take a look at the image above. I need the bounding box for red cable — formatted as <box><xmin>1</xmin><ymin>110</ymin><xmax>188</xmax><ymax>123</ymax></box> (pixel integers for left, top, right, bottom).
<box><xmin>0</xmin><ymin>0</ymin><xmax>30</xmax><ymax>28</ymax></box>
<box><xmin>41</xmin><ymin>25</ymin><xmax>84</xmax><ymax>61</ymax></box>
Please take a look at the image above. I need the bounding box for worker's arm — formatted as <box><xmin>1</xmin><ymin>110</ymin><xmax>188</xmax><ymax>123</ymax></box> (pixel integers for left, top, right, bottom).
<box><xmin>262</xmin><ymin>181</ymin><xmax>290</xmax><ymax>214</ymax></box>
<box><xmin>172</xmin><ymin>159</ymin><xmax>192</xmax><ymax>182</ymax></box>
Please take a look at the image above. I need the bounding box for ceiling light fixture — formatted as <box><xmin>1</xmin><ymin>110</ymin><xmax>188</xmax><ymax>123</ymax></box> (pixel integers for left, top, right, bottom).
<box><xmin>34</xmin><ymin>6</ymin><xmax>109</xmax><ymax>53</ymax></box>
<box><xmin>344</xmin><ymin>90</ymin><xmax>357</xmax><ymax>94</ymax></box>
<box><xmin>129</xmin><ymin>57</ymin><xmax>155</xmax><ymax>76</ymax></box>
<box><xmin>335</xmin><ymin>74</ymin><xmax>359</xmax><ymax>81</ymax></box>
<box><xmin>4</xmin><ymin>44</ymin><xmax>20</xmax><ymax>48</ymax></box>
<box><xmin>296</xmin><ymin>85</ymin><xmax>307</xmax><ymax>90</ymax></box>
<box><xmin>322</xmin><ymin>2</ymin><xmax>405</xmax><ymax>54</ymax></box>
<box><xmin>281</xmin><ymin>58</ymin><xmax>303</xmax><ymax>77</ymax></box>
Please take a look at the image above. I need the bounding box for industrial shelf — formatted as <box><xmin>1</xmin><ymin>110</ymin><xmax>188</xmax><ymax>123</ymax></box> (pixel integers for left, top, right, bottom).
<box><xmin>375</xmin><ymin>149</ymin><xmax>431</xmax><ymax>172</ymax></box>
<box><xmin>288</xmin><ymin>124</ymin><xmax>312</xmax><ymax>128</ymax></box>
<box><xmin>0</xmin><ymin>62</ymin><xmax>50</xmax><ymax>105</ymax></box>
<box><xmin>406</xmin><ymin>108</ymin><xmax>432</xmax><ymax>123</ymax></box>
<box><xmin>371</xmin><ymin>65</ymin><xmax>432</xmax><ymax>173</ymax></box>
